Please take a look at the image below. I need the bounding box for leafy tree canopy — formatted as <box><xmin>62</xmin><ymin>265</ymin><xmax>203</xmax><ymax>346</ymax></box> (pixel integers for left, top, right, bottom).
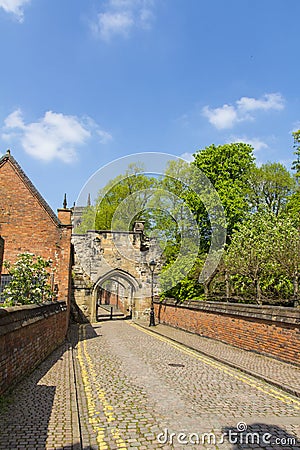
<box><xmin>285</xmin><ymin>190</ymin><xmax>300</xmax><ymax>226</ymax></box>
<box><xmin>75</xmin><ymin>163</ymin><xmax>158</xmax><ymax>233</ymax></box>
<box><xmin>291</xmin><ymin>129</ymin><xmax>300</xmax><ymax>182</ymax></box>
<box><xmin>193</xmin><ymin>142</ymin><xmax>255</xmax><ymax>237</ymax></box>
<box><xmin>225</xmin><ymin>212</ymin><xmax>300</xmax><ymax>303</ymax></box>
<box><xmin>247</xmin><ymin>162</ymin><xmax>295</xmax><ymax>216</ymax></box>
<box><xmin>74</xmin><ymin>142</ymin><xmax>300</xmax><ymax>305</ymax></box>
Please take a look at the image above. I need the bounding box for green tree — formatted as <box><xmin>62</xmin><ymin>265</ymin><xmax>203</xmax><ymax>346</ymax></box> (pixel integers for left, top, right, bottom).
<box><xmin>291</xmin><ymin>129</ymin><xmax>300</xmax><ymax>183</ymax></box>
<box><xmin>225</xmin><ymin>212</ymin><xmax>282</xmax><ymax>304</ymax></box>
<box><xmin>96</xmin><ymin>163</ymin><xmax>157</xmax><ymax>230</ymax></box>
<box><xmin>271</xmin><ymin>216</ymin><xmax>300</xmax><ymax>302</ymax></box>
<box><xmin>193</xmin><ymin>142</ymin><xmax>255</xmax><ymax>237</ymax></box>
<box><xmin>285</xmin><ymin>190</ymin><xmax>300</xmax><ymax>226</ymax></box>
<box><xmin>77</xmin><ymin>163</ymin><xmax>157</xmax><ymax>232</ymax></box>
<box><xmin>156</xmin><ymin>158</ymin><xmax>227</xmax><ymax>300</ymax></box>
<box><xmin>247</xmin><ymin>162</ymin><xmax>295</xmax><ymax>216</ymax></box>
<box><xmin>225</xmin><ymin>212</ymin><xmax>300</xmax><ymax>304</ymax></box>
<box><xmin>154</xmin><ymin>159</ymin><xmax>201</xmax><ymax>260</ymax></box>
<box><xmin>286</xmin><ymin>130</ymin><xmax>300</xmax><ymax>224</ymax></box>
<box><xmin>2</xmin><ymin>253</ymin><xmax>55</xmax><ymax>306</ymax></box>
<box><xmin>75</xmin><ymin>205</ymin><xmax>96</xmax><ymax>233</ymax></box>
<box><xmin>160</xmin><ymin>254</ymin><xmax>206</xmax><ymax>301</ymax></box>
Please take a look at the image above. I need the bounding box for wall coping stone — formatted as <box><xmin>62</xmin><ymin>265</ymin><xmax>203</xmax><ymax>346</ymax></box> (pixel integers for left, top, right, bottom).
<box><xmin>0</xmin><ymin>301</ymin><xmax>67</xmax><ymax>337</ymax></box>
<box><xmin>72</xmin><ymin>230</ymin><xmax>141</xmax><ymax>236</ymax></box>
<box><xmin>155</xmin><ymin>299</ymin><xmax>300</xmax><ymax>325</ymax></box>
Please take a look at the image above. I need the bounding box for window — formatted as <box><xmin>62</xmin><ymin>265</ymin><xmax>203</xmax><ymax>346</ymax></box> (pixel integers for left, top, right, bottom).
<box><xmin>0</xmin><ymin>275</ymin><xmax>12</xmax><ymax>303</ymax></box>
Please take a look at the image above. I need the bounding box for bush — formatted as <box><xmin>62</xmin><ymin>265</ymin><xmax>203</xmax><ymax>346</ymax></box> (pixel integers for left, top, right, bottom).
<box><xmin>2</xmin><ymin>253</ymin><xmax>55</xmax><ymax>307</ymax></box>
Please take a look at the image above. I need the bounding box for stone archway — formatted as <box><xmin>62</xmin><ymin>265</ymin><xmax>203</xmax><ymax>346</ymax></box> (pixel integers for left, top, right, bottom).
<box><xmin>92</xmin><ymin>269</ymin><xmax>140</xmax><ymax>321</ymax></box>
<box><xmin>71</xmin><ymin>227</ymin><xmax>162</xmax><ymax>322</ymax></box>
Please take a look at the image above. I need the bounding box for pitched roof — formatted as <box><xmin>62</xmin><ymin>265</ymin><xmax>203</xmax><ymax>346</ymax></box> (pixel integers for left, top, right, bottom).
<box><xmin>0</xmin><ymin>150</ymin><xmax>61</xmax><ymax>227</ymax></box>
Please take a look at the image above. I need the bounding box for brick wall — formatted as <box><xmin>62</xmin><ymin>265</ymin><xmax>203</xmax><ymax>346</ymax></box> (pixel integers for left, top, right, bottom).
<box><xmin>0</xmin><ymin>236</ymin><xmax>4</xmax><ymax>276</ymax></box>
<box><xmin>0</xmin><ymin>155</ymin><xmax>72</xmax><ymax>324</ymax></box>
<box><xmin>0</xmin><ymin>302</ymin><xmax>68</xmax><ymax>395</ymax></box>
<box><xmin>100</xmin><ymin>290</ymin><xmax>128</xmax><ymax>313</ymax></box>
<box><xmin>155</xmin><ymin>300</ymin><xmax>300</xmax><ymax>365</ymax></box>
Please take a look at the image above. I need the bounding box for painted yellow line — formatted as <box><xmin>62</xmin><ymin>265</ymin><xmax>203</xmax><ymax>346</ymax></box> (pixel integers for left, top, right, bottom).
<box><xmin>77</xmin><ymin>325</ymin><xmax>127</xmax><ymax>449</ymax></box>
<box><xmin>131</xmin><ymin>322</ymin><xmax>300</xmax><ymax>410</ymax></box>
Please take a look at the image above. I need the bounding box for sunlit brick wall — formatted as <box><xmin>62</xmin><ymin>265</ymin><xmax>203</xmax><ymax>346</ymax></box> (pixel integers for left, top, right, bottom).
<box><xmin>154</xmin><ymin>300</ymin><xmax>300</xmax><ymax>365</ymax></box>
<box><xmin>0</xmin><ymin>236</ymin><xmax>4</xmax><ymax>276</ymax></box>
<box><xmin>0</xmin><ymin>158</ymin><xmax>72</xmax><ymax>316</ymax></box>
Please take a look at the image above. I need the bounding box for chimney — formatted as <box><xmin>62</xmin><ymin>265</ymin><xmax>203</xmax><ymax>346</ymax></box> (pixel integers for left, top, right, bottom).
<box><xmin>57</xmin><ymin>208</ymin><xmax>72</xmax><ymax>226</ymax></box>
<box><xmin>57</xmin><ymin>193</ymin><xmax>72</xmax><ymax>226</ymax></box>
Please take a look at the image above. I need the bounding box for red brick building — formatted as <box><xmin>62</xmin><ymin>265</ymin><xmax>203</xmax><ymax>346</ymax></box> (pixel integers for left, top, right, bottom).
<box><xmin>0</xmin><ymin>236</ymin><xmax>4</xmax><ymax>276</ymax></box>
<box><xmin>0</xmin><ymin>150</ymin><xmax>72</xmax><ymax>312</ymax></box>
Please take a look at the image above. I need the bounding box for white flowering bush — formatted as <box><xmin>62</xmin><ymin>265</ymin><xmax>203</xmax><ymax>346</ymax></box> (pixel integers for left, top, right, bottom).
<box><xmin>2</xmin><ymin>253</ymin><xmax>55</xmax><ymax>307</ymax></box>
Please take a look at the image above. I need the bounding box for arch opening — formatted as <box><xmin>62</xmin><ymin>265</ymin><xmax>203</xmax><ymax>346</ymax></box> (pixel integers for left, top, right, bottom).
<box><xmin>93</xmin><ymin>269</ymin><xmax>139</xmax><ymax>320</ymax></box>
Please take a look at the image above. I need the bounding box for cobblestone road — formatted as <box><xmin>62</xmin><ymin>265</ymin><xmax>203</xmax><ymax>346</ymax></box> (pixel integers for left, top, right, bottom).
<box><xmin>0</xmin><ymin>320</ymin><xmax>300</xmax><ymax>449</ymax></box>
<box><xmin>135</xmin><ymin>321</ymin><xmax>300</xmax><ymax>398</ymax></box>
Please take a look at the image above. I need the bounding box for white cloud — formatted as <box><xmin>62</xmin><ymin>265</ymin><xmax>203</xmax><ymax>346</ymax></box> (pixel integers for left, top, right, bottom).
<box><xmin>95</xmin><ymin>11</ymin><xmax>134</xmax><ymax>40</ymax></box>
<box><xmin>237</xmin><ymin>93</ymin><xmax>285</xmax><ymax>112</ymax></box>
<box><xmin>2</xmin><ymin>110</ymin><xmax>112</xmax><ymax>163</ymax></box>
<box><xmin>202</xmin><ymin>104</ymin><xmax>239</xmax><ymax>130</ymax></box>
<box><xmin>97</xmin><ymin>129</ymin><xmax>113</xmax><ymax>144</ymax></box>
<box><xmin>91</xmin><ymin>0</ymin><xmax>155</xmax><ymax>40</ymax></box>
<box><xmin>0</xmin><ymin>0</ymin><xmax>31</xmax><ymax>22</ymax></box>
<box><xmin>203</xmin><ymin>93</ymin><xmax>285</xmax><ymax>130</ymax></box>
<box><xmin>229</xmin><ymin>136</ymin><xmax>269</xmax><ymax>152</ymax></box>
<box><xmin>139</xmin><ymin>5</ymin><xmax>154</xmax><ymax>29</ymax></box>
<box><xmin>180</xmin><ymin>152</ymin><xmax>194</xmax><ymax>162</ymax></box>
<box><xmin>83</xmin><ymin>116</ymin><xmax>113</xmax><ymax>144</ymax></box>
<box><xmin>4</xmin><ymin>108</ymin><xmax>24</xmax><ymax>128</ymax></box>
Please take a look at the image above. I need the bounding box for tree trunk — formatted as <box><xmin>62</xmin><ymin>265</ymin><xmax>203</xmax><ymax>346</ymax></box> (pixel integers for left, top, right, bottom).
<box><xmin>203</xmin><ymin>266</ymin><xmax>219</xmax><ymax>299</ymax></box>
<box><xmin>255</xmin><ymin>278</ymin><xmax>262</xmax><ymax>305</ymax></box>
<box><xmin>293</xmin><ymin>273</ymin><xmax>299</xmax><ymax>307</ymax></box>
<box><xmin>204</xmin><ymin>282</ymin><xmax>209</xmax><ymax>297</ymax></box>
<box><xmin>225</xmin><ymin>270</ymin><xmax>230</xmax><ymax>299</ymax></box>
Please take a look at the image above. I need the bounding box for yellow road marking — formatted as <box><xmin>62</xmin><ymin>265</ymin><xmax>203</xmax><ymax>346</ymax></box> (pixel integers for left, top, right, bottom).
<box><xmin>77</xmin><ymin>325</ymin><xmax>127</xmax><ymax>449</ymax></box>
<box><xmin>131</xmin><ymin>322</ymin><xmax>300</xmax><ymax>410</ymax></box>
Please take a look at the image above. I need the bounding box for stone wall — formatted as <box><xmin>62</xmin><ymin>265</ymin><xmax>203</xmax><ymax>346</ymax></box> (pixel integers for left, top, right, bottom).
<box><xmin>72</xmin><ymin>231</ymin><xmax>152</xmax><ymax>287</ymax></box>
<box><xmin>154</xmin><ymin>299</ymin><xmax>300</xmax><ymax>365</ymax></box>
<box><xmin>72</xmin><ymin>230</ymin><xmax>161</xmax><ymax>321</ymax></box>
<box><xmin>0</xmin><ymin>302</ymin><xmax>68</xmax><ymax>395</ymax></box>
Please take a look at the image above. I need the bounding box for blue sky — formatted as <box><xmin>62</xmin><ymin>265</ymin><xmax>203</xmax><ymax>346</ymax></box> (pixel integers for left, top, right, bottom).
<box><xmin>0</xmin><ymin>0</ymin><xmax>299</xmax><ymax>210</ymax></box>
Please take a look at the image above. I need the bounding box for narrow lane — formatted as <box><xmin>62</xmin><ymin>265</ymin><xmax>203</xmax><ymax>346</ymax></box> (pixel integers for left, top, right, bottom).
<box><xmin>73</xmin><ymin>321</ymin><xmax>300</xmax><ymax>450</ymax></box>
<box><xmin>0</xmin><ymin>320</ymin><xmax>299</xmax><ymax>449</ymax></box>
<box><xmin>0</xmin><ymin>342</ymin><xmax>81</xmax><ymax>450</ymax></box>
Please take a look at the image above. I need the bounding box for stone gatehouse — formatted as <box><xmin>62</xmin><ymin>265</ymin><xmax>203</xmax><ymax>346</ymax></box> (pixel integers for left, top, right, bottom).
<box><xmin>72</xmin><ymin>223</ymin><xmax>161</xmax><ymax>322</ymax></box>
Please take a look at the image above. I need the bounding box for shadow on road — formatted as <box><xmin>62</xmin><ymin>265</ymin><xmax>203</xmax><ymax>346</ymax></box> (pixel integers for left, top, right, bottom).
<box><xmin>68</xmin><ymin>323</ymin><xmax>100</xmax><ymax>349</ymax></box>
<box><xmin>222</xmin><ymin>423</ymin><xmax>300</xmax><ymax>449</ymax></box>
<box><xmin>0</xmin><ymin>343</ymin><xmax>66</xmax><ymax>449</ymax></box>
<box><xmin>0</xmin><ymin>323</ymin><xmax>101</xmax><ymax>449</ymax></box>
<box><xmin>52</xmin><ymin>423</ymin><xmax>300</xmax><ymax>450</ymax></box>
